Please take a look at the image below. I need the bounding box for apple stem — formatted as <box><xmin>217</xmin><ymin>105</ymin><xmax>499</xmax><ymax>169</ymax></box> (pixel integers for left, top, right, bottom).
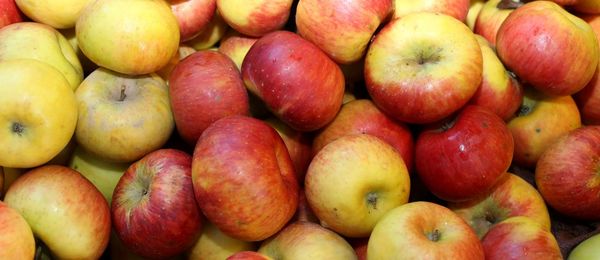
<box><xmin>119</xmin><ymin>85</ymin><xmax>127</xmax><ymax>101</ymax></box>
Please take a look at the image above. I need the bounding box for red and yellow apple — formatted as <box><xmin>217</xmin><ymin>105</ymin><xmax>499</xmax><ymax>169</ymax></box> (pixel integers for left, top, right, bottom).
<box><xmin>170</xmin><ymin>0</ymin><xmax>216</xmax><ymax>41</ymax></box>
<box><xmin>473</xmin><ymin>0</ymin><xmax>515</xmax><ymax>47</ymax></box>
<box><xmin>216</xmin><ymin>0</ymin><xmax>292</xmax><ymax>37</ymax></box>
<box><xmin>186</xmin><ymin>10</ymin><xmax>229</xmax><ymax>50</ymax></box>
<box><xmin>392</xmin><ymin>0</ymin><xmax>470</xmax><ymax>21</ymax></box>
<box><xmin>218</xmin><ymin>31</ymin><xmax>258</xmax><ymax>70</ymax></box>
<box><xmin>574</xmin><ymin>14</ymin><xmax>600</xmax><ymax>125</ymax></box>
<box><xmin>466</xmin><ymin>0</ymin><xmax>484</xmax><ymax>30</ymax></box>
<box><xmin>0</xmin><ymin>201</ymin><xmax>35</xmax><ymax>260</ymax></box>
<box><xmin>265</xmin><ymin>117</ymin><xmax>312</xmax><ymax>183</ymax></box>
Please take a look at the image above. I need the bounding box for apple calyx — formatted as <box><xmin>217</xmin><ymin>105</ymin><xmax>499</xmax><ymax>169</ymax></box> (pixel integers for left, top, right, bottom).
<box><xmin>497</xmin><ymin>0</ymin><xmax>532</xmax><ymax>10</ymax></box>
<box><xmin>516</xmin><ymin>95</ymin><xmax>536</xmax><ymax>117</ymax></box>
<box><xmin>11</xmin><ymin>122</ymin><xmax>25</xmax><ymax>136</ymax></box>
<box><xmin>120</xmin><ymin>166</ymin><xmax>154</xmax><ymax>214</ymax></box>
<box><xmin>426</xmin><ymin>229</ymin><xmax>442</xmax><ymax>242</ymax></box>
<box><xmin>366</xmin><ymin>192</ymin><xmax>379</xmax><ymax>211</ymax></box>
<box><xmin>471</xmin><ymin>203</ymin><xmax>510</xmax><ymax>238</ymax></box>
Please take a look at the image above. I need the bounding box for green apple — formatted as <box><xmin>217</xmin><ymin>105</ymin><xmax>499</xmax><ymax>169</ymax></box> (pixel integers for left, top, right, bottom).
<box><xmin>187</xmin><ymin>220</ymin><xmax>257</xmax><ymax>260</ymax></box>
<box><xmin>569</xmin><ymin>232</ymin><xmax>600</xmax><ymax>259</ymax></box>
<box><xmin>0</xmin><ymin>201</ymin><xmax>35</xmax><ymax>260</ymax></box>
<box><xmin>16</xmin><ymin>0</ymin><xmax>93</xmax><ymax>28</ymax></box>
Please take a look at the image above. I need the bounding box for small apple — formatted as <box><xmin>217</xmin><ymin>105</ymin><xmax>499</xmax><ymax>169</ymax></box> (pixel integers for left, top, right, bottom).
<box><xmin>187</xmin><ymin>220</ymin><xmax>257</xmax><ymax>260</ymax></box>
<box><xmin>569</xmin><ymin>232</ymin><xmax>600</xmax><ymax>259</ymax></box>
<box><xmin>392</xmin><ymin>0</ymin><xmax>470</xmax><ymax>21</ymax></box>
<box><xmin>0</xmin><ymin>0</ymin><xmax>23</xmax><ymax>28</ymax></box>
<box><xmin>0</xmin><ymin>201</ymin><xmax>35</xmax><ymax>260</ymax></box>
<box><xmin>218</xmin><ymin>30</ymin><xmax>258</xmax><ymax>70</ymax></box>
<box><xmin>169</xmin><ymin>0</ymin><xmax>216</xmax><ymax>41</ymax></box>
<box><xmin>368</xmin><ymin>201</ymin><xmax>485</xmax><ymax>259</ymax></box>
<box><xmin>227</xmin><ymin>251</ymin><xmax>272</xmax><ymax>260</ymax></box>
<box><xmin>473</xmin><ymin>0</ymin><xmax>516</xmax><ymax>48</ymax></box>
<box><xmin>265</xmin><ymin>117</ymin><xmax>312</xmax><ymax>183</ymax></box>
<box><xmin>574</xmin><ymin>14</ymin><xmax>600</xmax><ymax>125</ymax></box>
<box><xmin>365</xmin><ymin>12</ymin><xmax>482</xmax><ymax>124</ymax></box>
<box><xmin>15</xmin><ymin>0</ymin><xmax>92</xmax><ymax>28</ymax></box>
<box><xmin>4</xmin><ymin>165</ymin><xmax>111</xmax><ymax>259</ymax></box>
<box><xmin>216</xmin><ymin>0</ymin><xmax>293</xmax><ymax>37</ymax></box>
<box><xmin>186</xmin><ymin>10</ymin><xmax>229</xmax><ymax>50</ymax></box>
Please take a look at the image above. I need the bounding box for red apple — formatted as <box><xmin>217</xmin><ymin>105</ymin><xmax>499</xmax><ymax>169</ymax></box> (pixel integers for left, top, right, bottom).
<box><xmin>574</xmin><ymin>14</ymin><xmax>600</xmax><ymax>125</ymax></box>
<box><xmin>170</xmin><ymin>0</ymin><xmax>216</xmax><ymax>41</ymax></box>
<box><xmin>112</xmin><ymin>149</ymin><xmax>202</xmax><ymax>259</ymax></box>
<box><xmin>392</xmin><ymin>0</ymin><xmax>470</xmax><ymax>21</ymax></box>
<box><xmin>496</xmin><ymin>1</ymin><xmax>599</xmax><ymax>96</ymax></box>
<box><xmin>242</xmin><ymin>30</ymin><xmax>345</xmax><ymax>131</ymax></box>
<box><xmin>216</xmin><ymin>0</ymin><xmax>293</xmax><ymax>37</ymax></box>
<box><xmin>415</xmin><ymin>105</ymin><xmax>514</xmax><ymax>202</ymax></box>
<box><xmin>169</xmin><ymin>50</ymin><xmax>250</xmax><ymax>145</ymax></box>
<box><xmin>365</xmin><ymin>12</ymin><xmax>482</xmax><ymax>124</ymax></box>
<box><xmin>313</xmin><ymin>99</ymin><xmax>414</xmax><ymax>173</ymax></box>
<box><xmin>473</xmin><ymin>0</ymin><xmax>517</xmax><ymax>47</ymax></box>
<box><xmin>218</xmin><ymin>31</ymin><xmax>258</xmax><ymax>70</ymax></box>
<box><xmin>295</xmin><ymin>0</ymin><xmax>392</xmax><ymax>64</ymax></box>
<box><xmin>192</xmin><ymin>116</ymin><xmax>298</xmax><ymax>241</ymax></box>
<box><xmin>0</xmin><ymin>201</ymin><xmax>35</xmax><ymax>260</ymax></box>
<box><xmin>0</xmin><ymin>0</ymin><xmax>22</xmax><ymax>28</ymax></box>
<box><xmin>536</xmin><ymin>126</ymin><xmax>600</xmax><ymax>220</ymax></box>
<box><xmin>227</xmin><ymin>251</ymin><xmax>272</xmax><ymax>260</ymax></box>
<box><xmin>265</xmin><ymin>117</ymin><xmax>312</xmax><ymax>183</ymax></box>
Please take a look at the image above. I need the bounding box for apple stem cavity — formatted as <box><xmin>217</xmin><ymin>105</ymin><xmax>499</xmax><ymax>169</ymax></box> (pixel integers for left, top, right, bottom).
<box><xmin>11</xmin><ymin>122</ymin><xmax>24</xmax><ymax>136</ymax></box>
<box><xmin>426</xmin><ymin>229</ymin><xmax>442</xmax><ymax>242</ymax></box>
<box><xmin>366</xmin><ymin>192</ymin><xmax>378</xmax><ymax>210</ymax></box>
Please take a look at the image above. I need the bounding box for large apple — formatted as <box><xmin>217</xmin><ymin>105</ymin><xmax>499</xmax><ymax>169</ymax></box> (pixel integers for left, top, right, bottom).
<box><xmin>216</xmin><ymin>0</ymin><xmax>293</xmax><ymax>37</ymax></box>
<box><xmin>75</xmin><ymin>68</ymin><xmax>174</xmax><ymax>163</ymax></box>
<box><xmin>258</xmin><ymin>221</ymin><xmax>358</xmax><ymax>259</ymax></box>
<box><xmin>415</xmin><ymin>105</ymin><xmax>514</xmax><ymax>202</ymax></box>
<box><xmin>569</xmin><ymin>232</ymin><xmax>600</xmax><ymax>259</ymax></box>
<box><xmin>508</xmin><ymin>86</ymin><xmax>581</xmax><ymax>168</ymax></box>
<box><xmin>536</xmin><ymin>126</ymin><xmax>600</xmax><ymax>220</ymax></box>
<box><xmin>0</xmin><ymin>201</ymin><xmax>35</xmax><ymax>260</ymax></box>
<box><xmin>295</xmin><ymin>0</ymin><xmax>392</xmax><ymax>64</ymax></box>
<box><xmin>4</xmin><ymin>165</ymin><xmax>111</xmax><ymax>259</ymax></box>
<box><xmin>365</xmin><ymin>12</ymin><xmax>482</xmax><ymax>124</ymax></box>
<box><xmin>392</xmin><ymin>0</ymin><xmax>470</xmax><ymax>21</ymax></box>
<box><xmin>170</xmin><ymin>0</ymin><xmax>216</xmax><ymax>41</ymax></box>
<box><xmin>265</xmin><ymin>117</ymin><xmax>313</xmax><ymax>183</ymax></box>
<box><xmin>242</xmin><ymin>30</ymin><xmax>345</xmax><ymax>131</ymax></box>
<box><xmin>169</xmin><ymin>50</ymin><xmax>249</xmax><ymax>146</ymax></box>
<box><xmin>76</xmin><ymin>0</ymin><xmax>180</xmax><ymax>75</ymax></box>
<box><xmin>192</xmin><ymin>116</ymin><xmax>298</xmax><ymax>241</ymax></box>
<box><xmin>0</xmin><ymin>0</ymin><xmax>22</xmax><ymax>28</ymax></box>
<box><xmin>305</xmin><ymin>134</ymin><xmax>411</xmax><ymax>238</ymax></box>
<box><xmin>449</xmin><ymin>173</ymin><xmax>551</xmax><ymax>238</ymax></box>
<box><xmin>574</xmin><ymin>14</ymin><xmax>600</xmax><ymax>125</ymax></box>
<box><xmin>368</xmin><ymin>201</ymin><xmax>485</xmax><ymax>259</ymax></box>
<box><xmin>112</xmin><ymin>149</ymin><xmax>202</xmax><ymax>259</ymax></box>
<box><xmin>15</xmin><ymin>0</ymin><xmax>92</xmax><ymax>28</ymax></box>
<box><xmin>218</xmin><ymin>31</ymin><xmax>258</xmax><ymax>70</ymax></box>
<box><xmin>0</xmin><ymin>59</ymin><xmax>77</xmax><ymax>168</ymax></box>
<box><xmin>313</xmin><ymin>99</ymin><xmax>414</xmax><ymax>173</ymax></box>
<box><xmin>473</xmin><ymin>0</ymin><xmax>516</xmax><ymax>48</ymax></box>
<box><xmin>187</xmin><ymin>220</ymin><xmax>257</xmax><ymax>260</ymax></box>
<box><xmin>496</xmin><ymin>1</ymin><xmax>599</xmax><ymax>96</ymax></box>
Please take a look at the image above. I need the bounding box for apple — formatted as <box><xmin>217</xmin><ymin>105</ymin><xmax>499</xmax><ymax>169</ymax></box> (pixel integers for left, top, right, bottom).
<box><xmin>569</xmin><ymin>232</ymin><xmax>600</xmax><ymax>259</ymax></box>
<box><xmin>415</xmin><ymin>105</ymin><xmax>514</xmax><ymax>202</ymax></box>
<box><xmin>482</xmin><ymin>217</ymin><xmax>562</xmax><ymax>260</ymax></box>
<box><xmin>468</xmin><ymin>35</ymin><xmax>523</xmax><ymax>121</ymax></box>
<box><xmin>112</xmin><ymin>149</ymin><xmax>202</xmax><ymax>259</ymax></box>
<box><xmin>258</xmin><ymin>221</ymin><xmax>358</xmax><ymax>259</ymax></box>
<box><xmin>365</xmin><ymin>12</ymin><xmax>482</xmax><ymax>124</ymax></box>
<box><xmin>508</xmin><ymin>86</ymin><xmax>581</xmax><ymax>168</ymax></box>
<box><xmin>15</xmin><ymin>0</ymin><xmax>92</xmax><ymax>28</ymax></box>
<box><xmin>169</xmin><ymin>50</ymin><xmax>250</xmax><ymax>145</ymax></box>
<box><xmin>4</xmin><ymin>165</ymin><xmax>111</xmax><ymax>259</ymax></box>
<box><xmin>216</xmin><ymin>0</ymin><xmax>293</xmax><ymax>37</ymax></box>
<box><xmin>155</xmin><ymin>44</ymin><xmax>197</xmax><ymax>80</ymax></box>
<box><xmin>536</xmin><ymin>126</ymin><xmax>600</xmax><ymax>220</ymax></box>
<box><xmin>573</xmin><ymin>0</ymin><xmax>600</xmax><ymax>14</ymax></box>
<box><xmin>473</xmin><ymin>0</ymin><xmax>516</xmax><ymax>48</ymax></box>
<box><xmin>449</xmin><ymin>173</ymin><xmax>551</xmax><ymax>238</ymax></box>
<box><xmin>76</xmin><ymin>0</ymin><xmax>180</xmax><ymax>75</ymax></box>
<box><xmin>574</xmin><ymin>14</ymin><xmax>600</xmax><ymax>125</ymax></box>
<box><xmin>0</xmin><ymin>22</ymin><xmax>84</xmax><ymax>90</ymax></box>
<box><xmin>295</xmin><ymin>0</ymin><xmax>392</xmax><ymax>64</ymax></box>
<box><xmin>187</xmin><ymin>220</ymin><xmax>257</xmax><ymax>260</ymax></box>
<box><xmin>466</xmin><ymin>0</ymin><xmax>484</xmax><ymax>30</ymax></box>
<box><xmin>192</xmin><ymin>115</ymin><xmax>298</xmax><ymax>241</ymax></box>
<box><xmin>265</xmin><ymin>117</ymin><xmax>312</xmax><ymax>183</ymax></box>
<box><xmin>0</xmin><ymin>59</ymin><xmax>77</xmax><ymax>168</ymax></box>
<box><xmin>74</xmin><ymin>68</ymin><xmax>174</xmax><ymax>163</ymax></box>
<box><xmin>186</xmin><ymin>10</ymin><xmax>229</xmax><ymax>50</ymax></box>
<box><xmin>496</xmin><ymin>1</ymin><xmax>599</xmax><ymax>96</ymax></box>
<box><xmin>368</xmin><ymin>201</ymin><xmax>485</xmax><ymax>259</ymax></box>
<box><xmin>228</xmin><ymin>251</ymin><xmax>272</xmax><ymax>260</ymax></box>
<box><xmin>242</xmin><ymin>30</ymin><xmax>345</xmax><ymax>131</ymax></box>
<box><xmin>0</xmin><ymin>201</ymin><xmax>35</xmax><ymax>260</ymax></box>
<box><xmin>305</xmin><ymin>134</ymin><xmax>411</xmax><ymax>238</ymax></box>
<box><xmin>0</xmin><ymin>0</ymin><xmax>22</xmax><ymax>28</ymax></box>
<box><xmin>218</xmin><ymin>30</ymin><xmax>258</xmax><ymax>70</ymax></box>
<box><xmin>170</xmin><ymin>0</ymin><xmax>216</xmax><ymax>41</ymax></box>
<box><xmin>392</xmin><ymin>0</ymin><xmax>470</xmax><ymax>21</ymax></box>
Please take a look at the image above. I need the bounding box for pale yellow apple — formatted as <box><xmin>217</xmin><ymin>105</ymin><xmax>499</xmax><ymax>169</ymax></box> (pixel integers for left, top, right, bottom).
<box><xmin>187</xmin><ymin>11</ymin><xmax>229</xmax><ymax>50</ymax></box>
<box><xmin>76</xmin><ymin>0</ymin><xmax>180</xmax><ymax>75</ymax></box>
<box><xmin>16</xmin><ymin>0</ymin><xmax>94</xmax><ymax>28</ymax></box>
<box><xmin>75</xmin><ymin>68</ymin><xmax>174</xmax><ymax>163</ymax></box>
<box><xmin>0</xmin><ymin>22</ymin><xmax>83</xmax><ymax>90</ymax></box>
<box><xmin>59</xmin><ymin>27</ymin><xmax>98</xmax><ymax>75</ymax></box>
<box><xmin>0</xmin><ymin>201</ymin><xmax>35</xmax><ymax>260</ymax></box>
<box><xmin>467</xmin><ymin>0</ymin><xmax>485</xmax><ymax>30</ymax></box>
<box><xmin>188</xmin><ymin>221</ymin><xmax>257</xmax><ymax>260</ymax></box>
<box><xmin>68</xmin><ymin>146</ymin><xmax>129</xmax><ymax>205</ymax></box>
<box><xmin>0</xmin><ymin>59</ymin><xmax>78</xmax><ymax>168</ymax></box>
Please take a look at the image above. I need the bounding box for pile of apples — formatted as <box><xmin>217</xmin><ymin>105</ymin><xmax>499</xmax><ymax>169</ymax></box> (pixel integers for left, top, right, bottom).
<box><xmin>2</xmin><ymin>0</ymin><xmax>600</xmax><ymax>259</ymax></box>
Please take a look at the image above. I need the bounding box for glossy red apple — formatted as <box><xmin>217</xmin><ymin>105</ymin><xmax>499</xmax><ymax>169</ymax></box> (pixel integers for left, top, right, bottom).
<box><xmin>574</xmin><ymin>14</ymin><xmax>600</xmax><ymax>125</ymax></box>
<box><xmin>170</xmin><ymin>0</ymin><xmax>216</xmax><ymax>41</ymax></box>
<box><xmin>0</xmin><ymin>0</ymin><xmax>23</xmax><ymax>28</ymax></box>
<box><xmin>415</xmin><ymin>105</ymin><xmax>514</xmax><ymax>202</ymax></box>
<box><xmin>192</xmin><ymin>116</ymin><xmax>298</xmax><ymax>241</ymax></box>
<box><xmin>242</xmin><ymin>31</ymin><xmax>345</xmax><ymax>131</ymax></box>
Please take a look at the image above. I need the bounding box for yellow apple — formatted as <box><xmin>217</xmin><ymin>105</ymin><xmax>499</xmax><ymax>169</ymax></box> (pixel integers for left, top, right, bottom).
<box><xmin>0</xmin><ymin>59</ymin><xmax>78</xmax><ymax>168</ymax></box>
<box><xmin>187</xmin><ymin>220</ymin><xmax>257</xmax><ymax>260</ymax></box>
<box><xmin>186</xmin><ymin>11</ymin><xmax>229</xmax><ymax>50</ymax></box>
<box><xmin>59</xmin><ymin>27</ymin><xmax>98</xmax><ymax>75</ymax></box>
<box><xmin>15</xmin><ymin>0</ymin><xmax>94</xmax><ymax>28</ymax></box>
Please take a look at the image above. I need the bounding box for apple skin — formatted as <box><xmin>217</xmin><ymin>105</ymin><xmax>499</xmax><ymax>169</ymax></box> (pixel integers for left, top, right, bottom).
<box><xmin>481</xmin><ymin>217</ymin><xmax>562</xmax><ymax>260</ymax></box>
<box><xmin>15</xmin><ymin>0</ymin><xmax>92</xmax><ymax>29</ymax></box>
<box><xmin>574</xmin><ymin>14</ymin><xmax>600</xmax><ymax>125</ymax></box>
<box><xmin>76</xmin><ymin>0</ymin><xmax>180</xmax><ymax>75</ymax></box>
<box><xmin>449</xmin><ymin>173</ymin><xmax>551</xmax><ymax>238</ymax></box>
<box><xmin>216</xmin><ymin>0</ymin><xmax>293</xmax><ymax>37</ymax></box>
<box><xmin>169</xmin><ymin>50</ymin><xmax>250</xmax><ymax>145</ymax></box>
<box><xmin>392</xmin><ymin>0</ymin><xmax>470</xmax><ymax>21</ymax></box>
<box><xmin>535</xmin><ymin>126</ymin><xmax>600</xmax><ymax>220</ymax></box>
<box><xmin>265</xmin><ymin>117</ymin><xmax>313</xmax><ymax>183</ymax></box>
<box><xmin>466</xmin><ymin>0</ymin><xmax>484</xmax><ymax>30</ymax></box>
<box><xmin>227</xmin><ymin>251</ymin><xmax>273</xmax><ymax>260</ymax></box>
<box><xmin>242</xmin><ymin>30</ymin><xmax>345</xmax><ymax>132</ymax></box>
<box><xmin>192</xmin><ymin>115</ymin><xmax>298</xmax><ymax>241</ymax></box>
<box><xmin>415</xmin><ymin>105</ymin><xmax>514</xmax><ymax>202</ymax></box>
<box><xmin>473</xmin><ymin>0</ymin><xmax>515</xmax><ymax>48</ymax></box>
<box><xmin>187</xmin><ymin>220</ymin><xmax>257</xmax><ymax>260</ymax></box>
<box><xmin>0</xmin><ymin>59</ymin><xmax>78</xmax><ymax>169</ymax></box>
<box><xmin>0</xmin><ymin>201</ymin><xmax>35</xmax><ymax>260</ymax></box>
<box><xmin>368</xmin><ymin>201</ymin><xmax>485</xmax><ymax>259</ymax></box>
<box><xmin>218</xmin><ymin>31</ymin><xmax>258</xmax><ymax>70</ymax></box>
<box><xmin>112</xmin><ymin>149</ymin><xmax>202</xmax><ymax>259</ymax></box>
<box><xmin>468</xmin><ymin>35</ymin><xmax>523</xmax><ymax>121</ymax></box>
<box><xmin>170</xmin><ymin>0</ymin><xmax>216</xmax><ymax>41</ymax></box>
<box><xmin>365</xmin><ymin>12</ymin><xmax>482</xmax><ymax>124</ymax></box>
<box><xmin>295</xmin><ymin>0</ymin><xmax>392</xmax><ymax>64</ymax></box>
<box><xmin>573</xmin><ymin>0</ymin><xmax>600</xmax><ymax>14</ymax></box>
<box><xmin>186</xmin><ymin>10</ymin><xmax>229</xmax><ymax>50</ymax></box>
<box><xmin>313</xmin><ymin>99</ymin><xmax>414</xmax><ymax>173</ymax></box>
<box><xmin>508</xmin><ymin>87</ymin><xmax>581</xmax><ymax>168</ymax></box>
<box><xmin>569</xmin><ymin>232</ymin><xmax>600</xmax><ymax>259</ymax></box>
<box><xmin>0</xmin><ymin>0</ymin><xmax>22</xmax><ymax>28</ymax></box>
<box><xmin>496</xmin><ymin>1</ymin><xmax>599</xmax><ymax>96</ymax></box>
<box><xmin>4</xmin><ymin>165</ymin><xmax>111</xmax><ymax>259</ymax></box>
<box><xmin>258</xmin><ymin>221</ymin><xmax>358</xmax><ymax>259</ymax></box>
<box><xmin>305</xmin><ymin>134</ymin><xmax>411</xmax><ymax>238</ymax></box>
